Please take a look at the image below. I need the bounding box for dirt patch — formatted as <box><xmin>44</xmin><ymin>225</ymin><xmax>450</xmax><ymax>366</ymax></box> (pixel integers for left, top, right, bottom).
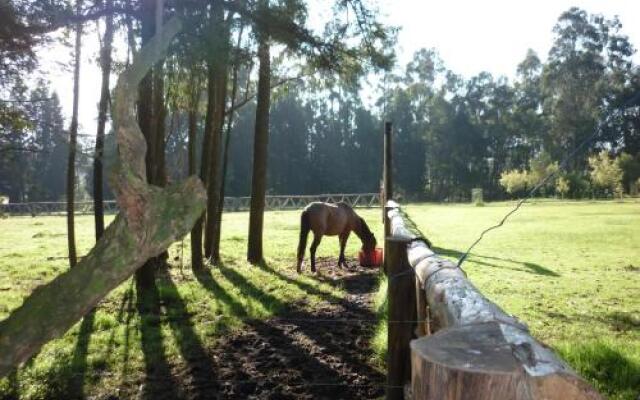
<box><xmin>137</xmin><ymin>261</ymin><xmax>385</xmax><ymax>400</ymax></box>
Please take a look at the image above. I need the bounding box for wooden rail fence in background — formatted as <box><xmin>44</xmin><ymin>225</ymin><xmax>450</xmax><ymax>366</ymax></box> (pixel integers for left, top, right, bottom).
<box><xmin>0</xmin><ymin>193</ymin><xmax>380</xmax><ymax>216</ymax></box>
<box><xmin>383</xmin><ymin>200</ymin><xmax>602</xmax><ymax>400</ymax></box>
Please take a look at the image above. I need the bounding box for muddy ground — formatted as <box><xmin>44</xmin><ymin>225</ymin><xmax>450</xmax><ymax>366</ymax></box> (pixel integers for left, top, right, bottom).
<box><xmin>138</xmin><ymin>259</ymin><xmax>386</xmax><ymax>400</ymax></box>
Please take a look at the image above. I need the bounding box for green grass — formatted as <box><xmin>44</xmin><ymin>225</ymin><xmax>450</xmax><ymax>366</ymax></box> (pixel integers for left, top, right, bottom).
<box><xmin>1</xmin><ymin>201</ymin><xmax>639</xmax><ymax>399</ymax></box>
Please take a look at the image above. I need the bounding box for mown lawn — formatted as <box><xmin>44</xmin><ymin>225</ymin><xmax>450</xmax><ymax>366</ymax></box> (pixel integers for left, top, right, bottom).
<box><xmin>1</xmin><ymin>200</ymin><xmax>639</xmax><ymax>399</ymax></box>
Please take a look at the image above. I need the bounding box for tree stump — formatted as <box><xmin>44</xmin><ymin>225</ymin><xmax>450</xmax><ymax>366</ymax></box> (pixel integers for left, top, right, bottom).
<box><xmin>411</xmin><ymin>322</ymin><xmax>602</xmax><ymax>400</ymax></box>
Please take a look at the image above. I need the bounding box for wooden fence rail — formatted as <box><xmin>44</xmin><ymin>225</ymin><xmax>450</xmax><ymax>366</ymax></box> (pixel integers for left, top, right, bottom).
<box><xmin>0</xmin><ymin>193</ymin><xmax>380</xmax><ymax>216</ymax></box>
<box><xmin>384</xmin><ymin>200</ymin><xmax>602</xmax><ymax>400</ymax></box>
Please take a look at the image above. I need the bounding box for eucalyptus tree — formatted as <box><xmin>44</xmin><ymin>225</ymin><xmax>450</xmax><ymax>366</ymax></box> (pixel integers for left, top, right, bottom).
<box><xmin>67</xmin><ymin>0</ymin><xmax>83</xmax><ymax>268</ymax></box>
<box><xmin>93</xmin><ymin>0</ymin><xmax>115</xmax><ymax>240</ymax></box>
<box><xmin>542</xmin><ymin>7</ymin><xmax>636</xmax><ymax>168</ymax></box>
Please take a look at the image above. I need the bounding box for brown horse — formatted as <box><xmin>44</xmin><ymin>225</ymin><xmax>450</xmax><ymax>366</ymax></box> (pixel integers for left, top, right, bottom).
<box><xmin>296</xmin><ymin>202</ymin><xmax>376</xmax><ymax>273</ymax></box>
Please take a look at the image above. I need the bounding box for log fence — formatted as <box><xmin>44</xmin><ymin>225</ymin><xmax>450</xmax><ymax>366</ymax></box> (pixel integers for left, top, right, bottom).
<box><xmin>383</xmin><ymin>201</ymin><xmax>602</xmax><ymax>399</ymax></box>
<box><xmin>0</xmin><ymin>193</ymin><xmax>380</xmax><ymax>216</ymax></box>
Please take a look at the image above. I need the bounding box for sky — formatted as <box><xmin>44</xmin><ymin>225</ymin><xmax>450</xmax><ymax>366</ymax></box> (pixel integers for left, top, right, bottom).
<box><xmin>37</xmin><ymin>0</ymin><xmax>640</xmax><ymax>139</ymax></box>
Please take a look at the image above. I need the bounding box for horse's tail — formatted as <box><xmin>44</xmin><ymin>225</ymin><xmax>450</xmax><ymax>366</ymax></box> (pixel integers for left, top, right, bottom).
<box><xmin>297</xmin><ymin>210</ymin><xmax>311</xmax><ymax>265</ymax></box>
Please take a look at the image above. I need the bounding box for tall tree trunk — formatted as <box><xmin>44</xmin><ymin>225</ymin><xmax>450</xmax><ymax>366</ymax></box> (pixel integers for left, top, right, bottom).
<box><xmin>135</xmin><ymin>0</ymin><xmax>158</xmax><ymax>290</ymax></box>
<box><xmin>215</xmin><ymin>24</ymin><xmax>244</xmax><ymax>258</ymax></box>
<box><xmin>152</xmin><ymin>1</ymin><xmax>169</xmax><ymax>266</ymax></box>
<box><xmin>203</xmin><ymin>72</ymin><xmax>227</xmax><ymax>262</ymax></box>
<box><xmin>191</xmin><ymin>1</ymin><xmax>227</xmax><ymax>269</ymax></box>
<box><xmin>153</xmin><ymin>64</ymin><xmax>166</xmax><ymax>186</ymax></box>
<box><xmin>203</xmin><ymin>2</ymin><xmax>229</xmax><ymax>263</ymax></box>
<box><xmin>191</xmin><ymin>64</ymin><xmax>215</xmax><ymax>270</ymax></box>
<box><xmin>93</xmin><ymin>0</ymin><xmax>114</xmax><ymax>241</ymax></box>
<box><xmin>67</xmin><ymin>0</ymin><xmax>83</xmax><ymax>268</ymax></box>
<box><xmin>188</xmin><ymin>71</ymin><xmax>202</xmax><ymax>270</ymax></box>
<box><xmin>153</xmin><ymin>0</ymin><xmax>167</xmax><ymax>188</ymax></box>
<box><xmin>247</xmin><ymin>32</ymin><xmax>271</xmax><ymax>264</ymax></box>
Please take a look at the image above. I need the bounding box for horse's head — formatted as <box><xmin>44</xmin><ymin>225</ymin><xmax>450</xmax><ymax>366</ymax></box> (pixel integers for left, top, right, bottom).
<box><xmin>358</xmin><ymin>217</ymin><xmax>377</xmax><ymax>252</ymax></box>
<box><xmin>362</xmin><ymin>232</ymin><xmax>377</xmax><ymax>252</ymax></box>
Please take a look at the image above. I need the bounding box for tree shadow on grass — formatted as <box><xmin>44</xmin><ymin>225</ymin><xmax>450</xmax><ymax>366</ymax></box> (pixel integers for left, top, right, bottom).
<box><xmin>605</xmin><ymin>311</ymin><xmax>640</xmax><ymax>331</ymax></box>
<box><xmin>136</xmin><ymin>283</ymin><xmax>181</xmax><ymax>400</ymax></box>
<box><xmin>68</xmin><ymin>310</ymin><xmax>96</xmax><ymax>399</ymax></box>
<box><xmin>115</xmin><ymin>285</ymin><xmax>136</xmax><ymax>388</ymax></box>
<box><xmin>544</xmin><ymin>310</ymin><xmax>640</xmax><ymax>333</ymax></box>
<box><xmin>313</xmin><ymin>266</ymin><xmax>381</xmax><ymax>296</ymax></box>
<box><xmin>193</xmin><ymin>267</ymin><xmax>247</xmax><ymax>319</ymax></box>
<box><xmin>216</xmin><ymin>263</ymin><xmax>288</xmax><ymax>316</ymax></box>
<box><xmin>255</xmin><ymin>260</ymin><xmax>346</xmax><ymax>305</ymax></box>
<box><xmin>157</xmin><ymin>275</ymin><xmax>222</xmax><ymax>399</ymax></box>
<box><xmin>557</xmin><ymin>340</ymin><xmax>640</xmax><ymax>398</ymax></box>
<box><xmin>433</xmin><ymin>246</ymin><xmax>560</xmax><ymax>277</ymax></box>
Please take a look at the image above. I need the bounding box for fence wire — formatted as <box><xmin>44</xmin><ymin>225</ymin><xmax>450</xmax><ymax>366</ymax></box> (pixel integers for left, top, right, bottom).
<box><xmin>457</xmin><ymin>92</ymin><xmax>640</xmax><ymax>268</ymax></box>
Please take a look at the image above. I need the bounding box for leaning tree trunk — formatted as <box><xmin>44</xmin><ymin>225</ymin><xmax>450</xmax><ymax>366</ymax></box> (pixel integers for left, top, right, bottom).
<box><xmin>93</xmin><ymin>0</ymin><xmax>114</xmax><ymax>240</ymax></box>
<box><xmin>0</xmin><ymin>18</ymin><xmax>206</xmax><ymax>378</ymax></box>
<box><xmin>67</xmin><ymin>0</ymin><xmax>82</xmax><ymax>268</ymax></box>
<box><xmin>247</xmin><ymin>32</ymin><xmax>270</xmax><ymax>264</ymax></box>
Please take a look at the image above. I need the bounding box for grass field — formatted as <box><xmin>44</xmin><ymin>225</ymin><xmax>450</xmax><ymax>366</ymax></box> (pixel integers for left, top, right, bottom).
<box><xmin>1</xmin><ymin>200</ymin><xmax>639</xmax><ymax>399</ymax></box>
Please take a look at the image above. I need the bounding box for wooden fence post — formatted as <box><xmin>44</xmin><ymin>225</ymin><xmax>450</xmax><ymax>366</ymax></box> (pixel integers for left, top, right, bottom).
<box><xmin>415</xmin><ymin>276</ymin><xmax>428</xmax><ymax>337</ymax></box>
<box><xmin>383</xmin><ymin>121</ymin><xmax>393</xmax><ymax>203</ymax></box>
<box><xmin>386</xmin><ymin>236</ymin><xmax>416</xmax><ymax>400</ymax></box>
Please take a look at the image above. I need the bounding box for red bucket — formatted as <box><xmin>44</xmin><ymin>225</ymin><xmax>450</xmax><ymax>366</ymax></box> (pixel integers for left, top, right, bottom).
<box><xmin>358</xmin><ymin>248</ymin><xmax>383</xmax><ymax>267</ymax></box>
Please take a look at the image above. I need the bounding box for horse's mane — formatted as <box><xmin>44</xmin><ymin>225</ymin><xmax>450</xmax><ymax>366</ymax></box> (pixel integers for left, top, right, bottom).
<box><xmin>357</xmin><ymin>217</ymin><xmax>375</xmax><ymax>241</ymax></box>
<box><xmin>359</xmin><ymin>217</ymin><xmax>372</xmax><ymax>235</ymax></box>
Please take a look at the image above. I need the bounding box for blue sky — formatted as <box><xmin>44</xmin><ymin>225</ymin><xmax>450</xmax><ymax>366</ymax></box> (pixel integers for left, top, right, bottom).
<box><xmin>38</xmin><ymin>0</ymin><xmax>640</xmax><ymax>139</ymax></box>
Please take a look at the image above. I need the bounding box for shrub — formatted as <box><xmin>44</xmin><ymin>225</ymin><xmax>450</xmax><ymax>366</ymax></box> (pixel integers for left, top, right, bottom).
<box><xmin>588</xmin><ymin>150</ymin><xmax>623</xmax><ymax>198</ymax></box>
<box><xmin>556</xmin><ymin>176</ymin><xmax>570</xmax><ymax>199</ymax></box>
<box><xmin>499</xmin><ymin>170</ymin><xmax>529</xmax><ymax>197</ymax></box>
<box><xmin>529</xmin><ymin>152</ymin><xmax>559</xmax><ymax>196</ymax></box>
<box><xmin>618</xmin><ymin>152</ymin><xmax>640</xmax><ymax>194</ymax></box>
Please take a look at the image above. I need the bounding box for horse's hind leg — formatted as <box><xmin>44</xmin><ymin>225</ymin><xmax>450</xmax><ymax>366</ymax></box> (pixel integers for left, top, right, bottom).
<box><xmin>310</xmin><ymin>234</ymin><xmax>322</xmax><ymax>273</ymax></box>
<box><xmin>338</xmin><ymin>232</ymin><xmax>349</xmax><ymax>268</ymax></box>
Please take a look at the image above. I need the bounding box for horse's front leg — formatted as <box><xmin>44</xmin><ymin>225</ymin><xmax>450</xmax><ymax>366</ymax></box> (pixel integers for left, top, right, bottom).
<box><xmin>310</xmin><ymin>234</ymin><xmax>322</xmax><ymax>273</ymax></box>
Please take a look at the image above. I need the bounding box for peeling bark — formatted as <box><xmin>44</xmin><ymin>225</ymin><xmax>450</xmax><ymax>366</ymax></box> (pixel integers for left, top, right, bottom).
<box><xmin>0</xmin><ymin>18</ymin><xmax>206</xmax><ymax>378</ymax></box>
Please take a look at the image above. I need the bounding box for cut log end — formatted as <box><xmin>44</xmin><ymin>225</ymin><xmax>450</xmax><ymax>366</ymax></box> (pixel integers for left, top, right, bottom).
<box><xmin>411</xmin><ymin>322</ymin><xmax>603</xmax><ymax>400</ymax></box>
